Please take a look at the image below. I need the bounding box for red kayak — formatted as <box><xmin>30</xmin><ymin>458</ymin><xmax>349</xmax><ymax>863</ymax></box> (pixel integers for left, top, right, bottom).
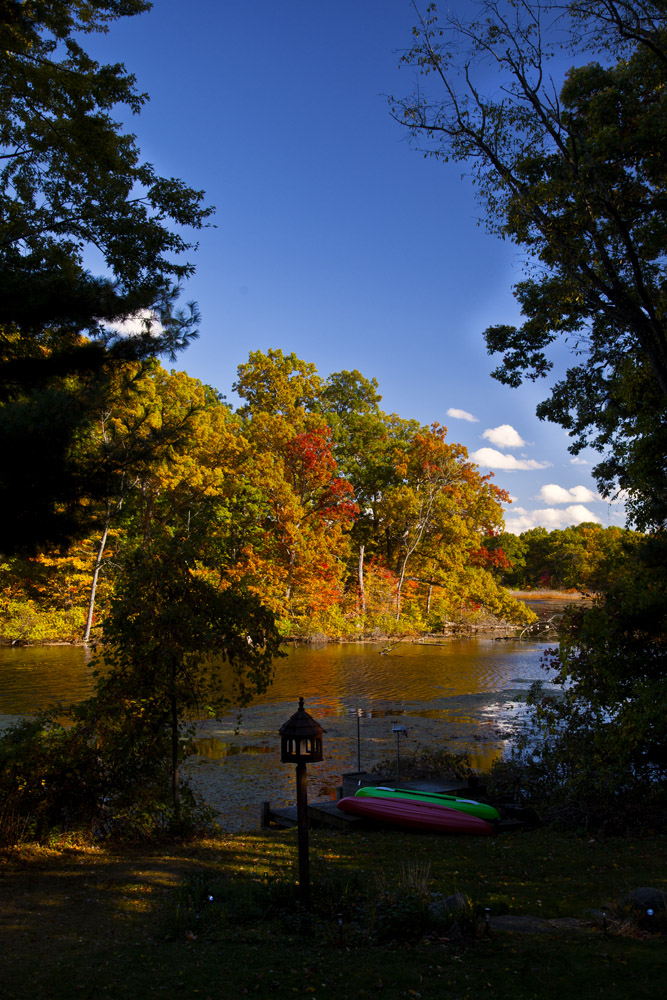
<box><xmin>336</xmin><ymin>795</ymin><xmax>494</xmax><ymax>835</ymax></box>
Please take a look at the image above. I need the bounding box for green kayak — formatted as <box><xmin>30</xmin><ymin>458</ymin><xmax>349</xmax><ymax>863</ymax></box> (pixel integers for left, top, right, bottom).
<box><xmin>354</xmin><ymin>785</ymin><xmax>500</xmax><ymax>822</ymax></box>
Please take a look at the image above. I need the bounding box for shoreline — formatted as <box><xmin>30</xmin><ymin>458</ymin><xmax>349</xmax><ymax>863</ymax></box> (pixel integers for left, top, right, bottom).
<box><xmin>0</xmin><ymin>591</ymin><xmax>591</xmax><ymax>649</ymax></box>
<box><xmin>508</xmin><ymin>589</ymin><xmax>591</xmax><ymax>600</ymax></box>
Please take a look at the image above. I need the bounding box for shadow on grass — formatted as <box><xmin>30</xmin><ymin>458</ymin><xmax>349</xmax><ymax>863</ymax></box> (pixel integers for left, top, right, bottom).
<box><xmin>1</xmin><ymin>828</ymin><xmax>665</xmax><ymax>1000</ymax></box>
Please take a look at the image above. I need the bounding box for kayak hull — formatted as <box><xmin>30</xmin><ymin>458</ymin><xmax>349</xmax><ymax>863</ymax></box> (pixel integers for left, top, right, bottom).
<box><xmin>336</xmin><ymin>795</ymin><xmax>494</xmax><ymax>835</ymax></box>
<box><xmin>355</xmin><ymin>785</ymin><xmax>500</xmax><ymax>822</ymax></box>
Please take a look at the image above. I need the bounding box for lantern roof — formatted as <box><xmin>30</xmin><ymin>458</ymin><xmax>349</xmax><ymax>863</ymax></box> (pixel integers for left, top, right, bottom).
<box><xmin>279</xmin><ymin>697</ymin><xmax>326</xmax><ymax>739</ymax></box>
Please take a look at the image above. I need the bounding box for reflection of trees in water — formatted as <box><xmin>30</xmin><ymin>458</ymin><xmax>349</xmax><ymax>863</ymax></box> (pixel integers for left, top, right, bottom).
<box><xmin>2</xmin><ymin>641</ymin><xmax>557</xmax><ymax>830</ymax></box>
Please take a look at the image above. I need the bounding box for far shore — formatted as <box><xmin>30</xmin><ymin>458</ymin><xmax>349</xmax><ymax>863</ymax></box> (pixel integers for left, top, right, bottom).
<box><xmin>509</xmin><ymin>589</ymin><xmax>593</xmax><ymax>600</ymax></box>
<box><xmin>0</xmin><ymin>591</ymin><xmax>589</xmax><ymax>648</ymax></box>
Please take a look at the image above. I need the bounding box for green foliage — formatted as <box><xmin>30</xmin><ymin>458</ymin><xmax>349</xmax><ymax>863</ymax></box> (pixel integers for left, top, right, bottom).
<box><xmin>371</xmin><ymin>744</ymin><xmax>475</xmax><ymax>783</ymax></box>
<box><xmin>1</xmin><ymin>350</ymin><xmax>534</xmax><ymax>642</ymax></box>
<box><xmin>101</xmin><ymin>535</ymin><xmax>282</xmax><ymax>713</ymax></box>
<box><xmin>488</xmin><ymin>523</ymin><xmax>644</xmax><ymax>592</ymax></box>
<box><xmin>0</xmin><ymin>1</ymin><xmax>212</xmax><ymax>553</ymax></box>
<box><xmin>489</xmin><ymin>710</ymin><xmax>667</xmax><ymax>834</ymax></box>
<box><xmin>0</xmin><ymin>716</ymin><xmax>97</xmax><ymax>843</ymax></box>
<box><xmin>95</xmin><ymin>528</ymin><xmax>283</xmax><ymax>819</ymax></box>
<box><xmin>0</xmin><ymin>0</ymin><xmax>211</xmax><ymax>339</ymax></box>
<box><xmin>489</xmin><ymin>532</ymin><xmax>667</xmax><ymax>832</ymax></box>
<box><xmin>0</xmin><ymin>598</ymin><xmax>86</xmax><ymax>643</ymax></box>
<box><xmin>393</xmin><ymin>2</ymin><xmax>667</xmax><ymax>528</ymax></box>
<box><xmin>0</xmin><ymin>518</ymin><xmax>283</xmax><ymax>844</ymax></box>
<box><xmin>0</xmin><ymin>689</ymin><xmax>215</xmax><ymax>845</ymax></box>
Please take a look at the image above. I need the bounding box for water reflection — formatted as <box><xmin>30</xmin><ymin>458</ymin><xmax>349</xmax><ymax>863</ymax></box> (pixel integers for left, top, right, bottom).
<box><xmin>193</xmin><ymin>738</ymin><xmax>273</xmax><ymax>759</ymax></box>
<box><xmin>0</xmin><ymin>645</ymin><xmax>94</xmax><ymax>715</ymax></box>
<box><xmin>255</xmin><ymin>637</ymin><xmax>553</xmax><ymax>714</ymax></box>
<box><xmin>0</xmin><ymin>633</ymin><xmax>558</xmax><ymax>831</ymax></box>
<box><xmin>0</xmin><ymin>636</ymin><xmax>555</xmax><ymax>719</ymax></box>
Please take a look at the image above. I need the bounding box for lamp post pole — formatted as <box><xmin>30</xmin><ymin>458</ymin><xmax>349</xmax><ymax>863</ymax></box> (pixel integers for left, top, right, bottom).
<box><xmin>279</xmin><ymin>697</ymin><xmax>325</xmax><ymax>916</ymax></box>
<box><xmin>392</xmin><ymin>723</ymin><xmax>408</xmax><ymax>781</ymax></box>
<box><xmin>296</xmin><ymin>760</ymin><xmax>310</xmax><ymax>911</ymax></box>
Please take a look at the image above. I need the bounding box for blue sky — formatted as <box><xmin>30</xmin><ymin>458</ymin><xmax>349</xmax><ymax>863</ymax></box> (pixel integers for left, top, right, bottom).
<box><xmin>86</xmin><ymin>0</ymin><xmax>626</xmax><ymax>534</ymax></box>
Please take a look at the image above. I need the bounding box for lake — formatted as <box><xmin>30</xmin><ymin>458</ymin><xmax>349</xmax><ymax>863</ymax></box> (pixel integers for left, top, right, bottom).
<box><xmin>0</xmin><ymin>612</ymin><xmax>562</xmax><ymax>830</ymax></box>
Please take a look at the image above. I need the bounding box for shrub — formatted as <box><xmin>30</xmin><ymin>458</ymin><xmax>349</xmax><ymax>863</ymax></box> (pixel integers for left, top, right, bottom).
<box><xmin>488</xmin><ymin>685</ymin><xmax>667</xmax><ymax>834</ymax></box>
<box><xmin>370</xmin><ymin>744</ymin><xmax>475</xmax><ymax>783</ymax></box>
<box><xmin>0</xmin><ymin>598</ymin><xmax>86</xmax><ymax>643</ymax></box>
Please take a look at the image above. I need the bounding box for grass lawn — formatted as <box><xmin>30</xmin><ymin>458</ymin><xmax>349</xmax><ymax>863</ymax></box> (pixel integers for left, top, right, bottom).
<box><xmin>1</xmin><ymin>826</ymin><xmax>665</xmax><ymax>1000</ymax></box>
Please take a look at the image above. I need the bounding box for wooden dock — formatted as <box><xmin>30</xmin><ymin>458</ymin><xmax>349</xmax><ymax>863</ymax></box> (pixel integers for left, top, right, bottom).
<box><xmin>264</xmin><ymin>799</ymin><xmax>363</xmax><ymax>831</ymax></box>
<box><xmin>341</xmin><ymin>771</ymin><xmax>481</xmax><ymax>798</ymax></box>
<box><xmin>261</xmin><ymin>773</ymin><xmax>532</xmax><ymax>833</ymax></box>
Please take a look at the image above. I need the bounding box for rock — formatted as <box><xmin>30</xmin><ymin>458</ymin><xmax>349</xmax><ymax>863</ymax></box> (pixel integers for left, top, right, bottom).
<box><xmin>626</xmin><ymin>887</ymin><xmax>667</xmax><ymax>912</ymax></box>
<box><xmin>489</xmin><ymin>915</ymin><xmax>554</xmax><ymax>934</ymax></box>
<box><xmin>490</xmin><ymin>915</ymin><xmax>591</xmax><ymax>935</ymax></box>
<box><xmin>428</xmin><ymin>892</ymin><xmax>469</xmax><ymax>920</ymax></box>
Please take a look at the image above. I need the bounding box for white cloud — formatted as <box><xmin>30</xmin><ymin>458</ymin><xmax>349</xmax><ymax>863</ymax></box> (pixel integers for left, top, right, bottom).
<box><xmin>482</xmin><ymin>424</ymin><xmax>526</xmax><ymax>449</ymax></box>
<box><xmin>504</xmin><ymin>504</ymin><xmax>602</xmax><ymax>534</ymax></box>
<box><xmin>570</xmin><ymin>456</ymin><xmax>589</xmax><ymax>466</ymax></box>
<box><xmin>538</xmin><ymin>484</ymin><xmax>599</xmax><ymax>504</ymax></box>
<box><xmin>470</xmin><ymin>447</ymin><xmax>551</xmax><ymax>471</ymax></box>
<box><xmin>105</xmin><ymin>309</ymin><xmax>162</xmax><ymax>339</ymax></box>
<box><xmin>447</xmin><ymin>407</ymin><xmax>478</xmax><ymax>423</ymax></box>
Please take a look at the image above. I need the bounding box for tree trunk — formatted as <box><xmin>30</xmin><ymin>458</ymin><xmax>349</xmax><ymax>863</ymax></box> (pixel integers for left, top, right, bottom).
<box><xmin>82</xmin><ymin>501</ymin><xmax>112</xmax><ymax>643</ymax></box>
<box><xmin>357</xmin><ymin>543</ymin><xmax>366</xmax><ymax>615</ymax></box>
<box><xmin>285</xmin><ymin>546</ymin><xmax>296</xmax><ymax>601</ymax></box>
<box><xmin>171</xmin><ymin>692</ymin><xmax>180</xmax><ymax>822</ymax></box>
<box><xmin>395</xmin><ymin>491</ymin><xmax>439</xmax><ymax>621</ymax></box>
<box><xmin>395</xmin><ymin>554</ymin><xmax>409</xmax><ymax>621</ymax></box>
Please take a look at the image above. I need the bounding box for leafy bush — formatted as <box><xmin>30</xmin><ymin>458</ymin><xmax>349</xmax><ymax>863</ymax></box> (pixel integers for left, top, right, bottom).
<box><xmin>0</xmin><ymin>533</ymin><xmax>283</xmax><ymax>847</ymax></box>
<box><xmin>0</xmin><ymin>716</ymin><xmax>103</xmax><ymax>844</ymax></box>
<box><xmin>370</xmin><ymin>744</ymin><xmax>475</xmax><ymax>783</ymax></box>
<box><xmin>0</xmin><ymin>691</ymin><xmax>216</xmax><ymax>847</ymax></box>
<box><xmin>489</xmin><ymin>684</ymin><xmax>667</xmax><ymax>834</ymax></box>
<box><xmin>488</xmin><ymin>535</ymin><xmax>667</xmax><ymax>834</ymax></box>
<box><xmin>0</xmin><ymin>598</ymin><xmax>86</xmax><ymax>643</ymax></box>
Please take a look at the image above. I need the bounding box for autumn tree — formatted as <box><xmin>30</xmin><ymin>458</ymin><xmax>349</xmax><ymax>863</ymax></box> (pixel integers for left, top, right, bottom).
<box><xmin>78</xmin><ymin>363</ymin><xmax>240</xmax><ymax>640</ymax></box>
<box><xmin>482</xmin><ymin>531</ymin><xmax>529</xmax><ymax>587</ymax></box>
<box><xmin>392</xmin><ymin>1</ymin><xmax>667</xmax><ymax>528</ymax></box>
<box><xmin>0</xmin><ymin>1</ymin><xmax>212</xmax><ymax>552</ymax></box>
<box><xmin>0</xmin><ymin>523</ymin><xmax>283</xmax><ymax>839</ymax></box>
<box><xmin>233</xmin><ymin>352</ymin><xmax>530</xmax><ymax>631</ymax></box>
<box><xmin>317</xmin><ymin>371</ymin><xmax>415</xmax><ymax>613</ymax></box>
<box><xmin>233</xmin><ymin>349</ymin><xmax>322</xmax><ymax>418</ymax></box>
<box><xmin>0</xmin><ymin>361</ymin><xmax>245</xmax><ymax>641</ymax></box>
<box><xmin>95</xmin><ymin>526</ymin><xmax>282</xmax><ymax>821</ymax></box>
<box><xmin>380</xmin><ymin>423</ymin><xmax>515</xmax><ymax>622</ymax></box>
<box><xmin>488</xmin><ymin>523</ymin><xmax>642</xmax><ymax>592</ymax></box>
<box><xmin>231</xmin><ymin>351</ymin><xmax>358</xmax><ymax>631</ymax></box>
<box><xmin>497</xmin><ymin>531</ymin><xmax>667</xmax><ymax>831</ymax></box>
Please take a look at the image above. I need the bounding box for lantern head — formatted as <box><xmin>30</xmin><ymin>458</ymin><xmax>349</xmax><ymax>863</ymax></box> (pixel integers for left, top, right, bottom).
<box><xmin>279</xmin><ymin>697</ymin><xmax>325</xmax><ymax>763</ymax></box>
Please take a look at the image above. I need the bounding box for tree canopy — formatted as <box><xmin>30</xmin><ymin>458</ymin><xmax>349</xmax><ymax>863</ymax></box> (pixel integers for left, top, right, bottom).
<box><xmin>392</xmin><ymin>1</ymin><xmax>667</xmax><ymax>528</ymax></box>
<box><xmin>0</xmin><ymin>350</ymin><xmax>534</xmax><ymax>643</ymax></box>
<box><xmin>0</xmin><ymin>0</ymin><xmax>212</xmax><ymax>552</ymax></box>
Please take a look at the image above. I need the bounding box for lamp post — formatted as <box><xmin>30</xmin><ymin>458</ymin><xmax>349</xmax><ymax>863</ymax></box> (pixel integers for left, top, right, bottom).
<box><xmin>279</xmin><ymin>697</ymin><xmax>325</xmax><ymax>912</ymax></box>
<box><xmin>392</xmin><ymin>723</ymin><xmax>408</xmax><ymax>780</ymax></box>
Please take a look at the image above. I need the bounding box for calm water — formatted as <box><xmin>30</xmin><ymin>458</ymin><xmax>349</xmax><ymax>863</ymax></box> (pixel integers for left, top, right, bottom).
<box><xmin>0</xmin><ymin>603</ymin><xmax>565</xmax><ymax>829</ymax></box>
<box><xmin>0</xmin><ymin>636</ymin><xmax>557</xmax><ymax>722</ymax></box>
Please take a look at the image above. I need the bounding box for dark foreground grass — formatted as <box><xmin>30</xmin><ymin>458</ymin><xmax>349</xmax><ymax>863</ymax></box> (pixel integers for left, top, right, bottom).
<box><xmin>1</xmin><ymin>827</ymin><xmax>665</xmax><ymax>1000</ymax></box>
